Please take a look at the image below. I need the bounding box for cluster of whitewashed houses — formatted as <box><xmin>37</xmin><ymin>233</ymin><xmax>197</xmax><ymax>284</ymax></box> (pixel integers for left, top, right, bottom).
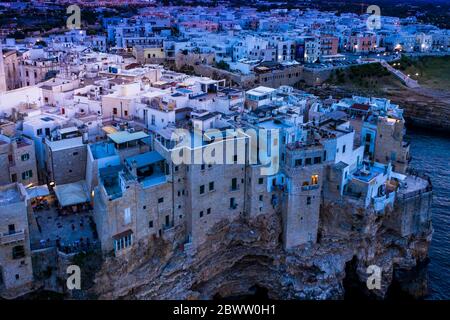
<box><xmin>1</xmin><ymin>6</ymin><xmax>449</xmax><ymax>92</ymax></box>
<box><xmin>0</xmin><ymin>5</ymin><xmax>435</xmax><ymax>298</ymax></box>
<box><xmin>0</xmin><ymin>57</ymin><xmax>429</xmax><ymax>297</ymax></box>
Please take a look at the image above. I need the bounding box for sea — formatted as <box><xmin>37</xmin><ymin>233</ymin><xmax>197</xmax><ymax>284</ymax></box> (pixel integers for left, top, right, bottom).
<box><xmin>407</xmin><ymin>129</ymin><xmax>450</xmax><ymax>299</ymax></box>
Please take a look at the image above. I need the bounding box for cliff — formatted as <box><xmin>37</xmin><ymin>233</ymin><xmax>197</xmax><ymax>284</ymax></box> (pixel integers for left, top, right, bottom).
<box><xmin>91</xmin><ymin>195</ymin><xmax>432</xmax><ymax>300</ymax></box>
<box><xmin>391</xmin><ymin>87</ymin><xmax>450</xmax><ymax>132</ymax></box>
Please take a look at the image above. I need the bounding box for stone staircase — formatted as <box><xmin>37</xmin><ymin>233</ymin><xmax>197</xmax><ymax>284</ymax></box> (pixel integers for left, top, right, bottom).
<box><xmin>379</xmin><ymin>60</ymin><xmax>420</xmax><ymax>88</ymax></box>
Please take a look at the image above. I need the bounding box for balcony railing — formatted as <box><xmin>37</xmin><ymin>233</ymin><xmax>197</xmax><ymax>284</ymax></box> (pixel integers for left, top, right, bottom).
<box><xmin>0</xmin><ymin>230</ymin><xmax>25</xmax><ymax>245</ymax></box>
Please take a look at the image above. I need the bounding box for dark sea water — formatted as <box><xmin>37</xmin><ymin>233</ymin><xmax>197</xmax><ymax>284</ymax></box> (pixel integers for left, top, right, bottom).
<box><xmin>407</xmin><ymin>130</ymin><xmax>450</xmax><ymax>300</ymax></box>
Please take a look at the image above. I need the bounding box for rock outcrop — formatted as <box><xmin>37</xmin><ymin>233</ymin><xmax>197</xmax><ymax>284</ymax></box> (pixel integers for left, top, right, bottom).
<box><xmin>91</xmin><ymin>198</ymin><xmax>432</xmax><ymax>300</ymax></box>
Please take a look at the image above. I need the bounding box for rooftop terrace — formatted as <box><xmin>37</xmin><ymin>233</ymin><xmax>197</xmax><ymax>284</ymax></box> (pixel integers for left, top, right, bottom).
<box><xmin>90</xmin><ymin>142</ymin><xmax>117</xmax><ymax>160</ymax></box>
<box><xmin>0</xmin><ymin>184</ymin><xmax>22</xmax><ymax>206</ymax></box>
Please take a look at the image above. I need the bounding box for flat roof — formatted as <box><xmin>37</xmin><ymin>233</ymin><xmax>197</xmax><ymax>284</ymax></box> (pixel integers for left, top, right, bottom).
<box><xmin>0</xmin><ymin>184</ymin><xmax>22</xmax><ymax>206</ymax></box>
<box><xmin>246</xmin><ymin>86</ymin><xmax>276</xmax><ymax>96</ymax></box>
<box><xmin>125</xmin><ymin>151</ymin><xmax>164</xmax><ymax>168</ymax></box>
<box><xmin>102</xmin><ymin>126</ymin><xmax>118</xmax><ymax>135</ymax></box>
<box><xmin>90</xmin><ymin>142</ymin><xmax>117</xmax><ymax>159</ymax></box>
<box><xmin>59</xmin><ymin>126</ymin><xmax>79</xmax><ymax>135</ymax></box>
<box><xmin>108</xmin><ymin>131</ymin><xmax>149</xmax><ymax>144</ymax></box>
<box><xmin>47</xmin><ymin>137</ymin><xmax>84</xmax><ymax>151</ymax></box>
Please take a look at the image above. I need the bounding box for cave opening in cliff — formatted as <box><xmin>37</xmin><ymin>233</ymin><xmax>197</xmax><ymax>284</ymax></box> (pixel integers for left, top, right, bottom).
<box><xmin>343</xmin><ymin>256</ymin><xmax>370</xmax><ymax>300</ymax></box>
<box><xmin>386</xmin><ymin>260</ymin><xmax>429</xmax><ymax>300</ymax></box>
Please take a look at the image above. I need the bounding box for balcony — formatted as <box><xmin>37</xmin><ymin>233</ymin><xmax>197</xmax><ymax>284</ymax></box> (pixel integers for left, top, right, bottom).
<box><xmin>1</xmin><ymin>230</ymin><xmax>25</xmax><ymax>245</ymax></box>
<box><xmin>373</xmin><ymin>192</ymin><xmax>396</xmax><ymax>212</ymax></box>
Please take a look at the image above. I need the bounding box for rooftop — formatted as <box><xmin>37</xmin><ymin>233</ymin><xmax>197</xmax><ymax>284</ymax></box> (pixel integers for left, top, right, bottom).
<box><xmin>0</xmin><ymin>184</ymin><xmax>23</xmax><ymax>206</ymax></box>
<box><xmin>125</xmin><ymin>151</ymin><xmax>165</xmax><ymax>168</ymax></box>
<box><xmin>246</xmin><ymin>86</ymin><xmax>277</xmax><ymax>96</ymax></box>
<box><xmin>90</xmin><ymin>142</ymin><xmax>117</xmax><ymax>160</ymax></box>
<box><xmin>108</xmin><ymin>131</ymin><xmax>149</xmax><ymax>144</ymax></box>
<box><xmin>46</xmin><ymin>137</ymin><xmax>85</xmax><ymax>151</ymax></box>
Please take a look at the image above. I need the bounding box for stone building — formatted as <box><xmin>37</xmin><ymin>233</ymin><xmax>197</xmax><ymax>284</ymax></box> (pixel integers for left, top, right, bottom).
<box><xmin>373</xmin><ymin>116</ymin><xmax>410</xmax><ymax>174</ymax></box>
<box><xmin>93</xmin><ymin>151</ymin><xmax>174</xmax><ymax>254</ymax></box>
<box><xmin>2</xmin><ymin>49</ymin><xmax>21</xmax><ymax>91</ymax></box>
<box><xmin>44</xmin><ymin>136</ymin><xmax>87</xmax><ymax>185</ymax></box>
<box><xmin>281</xmin><ymin>141</ymin><xmax>325</xmax><ymax>249</ymax></box>
<box><xmin>0</xmin><ymin>134</ymin><xmax>38</xmax><ymax>187</ymax></box>
<box><xmin>0</xmin><ymin>183</ymin><xmax>34</xmax><ymax>298</ymax></box>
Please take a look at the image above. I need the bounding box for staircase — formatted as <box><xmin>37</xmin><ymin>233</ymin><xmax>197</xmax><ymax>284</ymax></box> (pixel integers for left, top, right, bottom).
<box><xmin>379</xmin><ymin>60</ymin><xmax>420</xmax><ymax>88</ymax></box>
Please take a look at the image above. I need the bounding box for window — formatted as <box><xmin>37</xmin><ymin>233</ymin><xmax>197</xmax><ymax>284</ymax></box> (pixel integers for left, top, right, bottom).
<box><xmin>258</xmin><ymin>177</ymin><xmax>264</xmax><ymax>184</ymax></box>
<box><xmin>209</xmin><ymin>181</ymin><xmax>214</xmax><ymax>191</ymax></box>
<box><xmin>259</xmin><ymin>195</ymin><xmax>263</xmax><ymax>201</ymax></box>
<box><xmin>21</xmin><ymin>154</ymin><xmax>30</xmax><ymax>161</ymax></box>
<box><xmin>37</xmin><ymin>129</ymin><xmax>42</xmax><ymax>136</ymax></box>
<box><xmin>391</xmin><ymin>152</ymin><xmax>397</xmax><ymax>161</ymax></box>
<box><xmin>114</xmin><ymin>234</ymin><xmax>133</xmax><ymax>251</ymax></box>
<box><xmin>165</xmin><ymin>215</ymin><xmax>170</xmax><ymax>226</ymax></box>
<box><xmin>306</xmin><ymin>197</ymin><xmax>312</xmax><ymax>205</ymax></box>
<box><xmin>342</xmin><ymin>145</ymin><xmax>346</xmax><ymax>153</ymax></box>
<box><xmin>124</xmin><ymin>208</ymin><xmax>131</xmax><ymax>224</ymax></box>
<box><xmin>230</xmin><ymin>198</ymin><xmax>236</xmax><ymax>209</ymax></box>
<box><xmin>73</xmin><ymin>152</ymin><xmax>78</xmax><ymax>156</ymax></box>
<box><xmin>201</xmin><ymin>164</ymin><xmax>205</xmax><ymax>170</ymax></box>
<box><xmin>295</xmin><ymin>159</ymin><xmax>302</xmax><ymax>167</ymax></box>
<box><xmin>305</xmin><ymin>158</ymin><xmax>312</xmax><ymax>165</ymax></box>
<box><xmin>149</xmin><ymin>220</ymin><xmax>153</xmax><ymax>228</ymax></box>
<box><xmin>158</xmin><ymin>197</ymin><xmax>164</xmax><ymax>203</ymax></box>
<box><xmin>8</xmin><ymin>224</ymin><xmax>15</xmax><ymax>234</ymax></box>
<box><xmin>311</xmin><ymin>175</ymin><xmax>319</xmax><ymax>185</ymax></box>
<box><xmin>233</xmin><ymin>155</ymin><xmax>238</xmax><ymax>163</ymax></box>
<box><xmin>174</xmin><ymin>166</ymin><xmax>179</xmax><ymax>172</ymax></box>
<box><xmin>207</xmin><ymin>208</ymin><xmax>211</xmax><ymax>215</ymax></box>
<box><xmin>21</xmin><ymin>170</ymin><xmax>33</xmax><ymax>180</ymax></box>
<box><xmin>231</xmin><ymin>178</ymin><xmax>237</xmax><ymax>190</ymax></box>
<box><xmin>199</xmin><ymin>211</ymin><xmax>204</xmax><ymax>218</ymax></box>
<box><xmin>11</xmin><ymin>174</ymin><xmax>17</xmax><ymax>182</ymax></box>
<box><xmin>113</xmin><ymin>107</ymin><xmax>118</xmax><ymax>115</ymax></box>
<box><xmin>314</xmin><ymin>157</ymin><xmax>321</xmax><ymax>164</ymax></box>
<box><xmin>199</xmin><ymin>185</ymin><xmax>205</xmax><ymax>194</ymax></box>
<box><xmin>12</xmin><ymin>245</ymin><xmax>25</xmax><ymax>259</ymax></box>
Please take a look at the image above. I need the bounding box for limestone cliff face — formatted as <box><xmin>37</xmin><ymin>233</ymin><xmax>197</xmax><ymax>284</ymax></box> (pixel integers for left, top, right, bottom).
<box><xmin>91</xmin><ymin>200</ymin><xmax>432</xmax><ymax>300</ymax></box>
<box><xmin>389</xmin><ymin>87</ymin><xmax>450</xmax><ymax>133</ymax></box>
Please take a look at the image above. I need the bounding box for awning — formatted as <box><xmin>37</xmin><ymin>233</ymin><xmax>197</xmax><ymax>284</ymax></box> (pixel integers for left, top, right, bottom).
<box><xmin>108</xmin><ymin>131</ymin><xmax>149</xmax><ymax>144</ymax></box>
<box><xmin>54</xmin><ymin>181</ymin><xmax>90</xmax><ymax>207</ymax></box>
<box><xmin>26</xmin><ymin>185</ymin><xmax>50</xmax><ymax>198</ymax></box>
